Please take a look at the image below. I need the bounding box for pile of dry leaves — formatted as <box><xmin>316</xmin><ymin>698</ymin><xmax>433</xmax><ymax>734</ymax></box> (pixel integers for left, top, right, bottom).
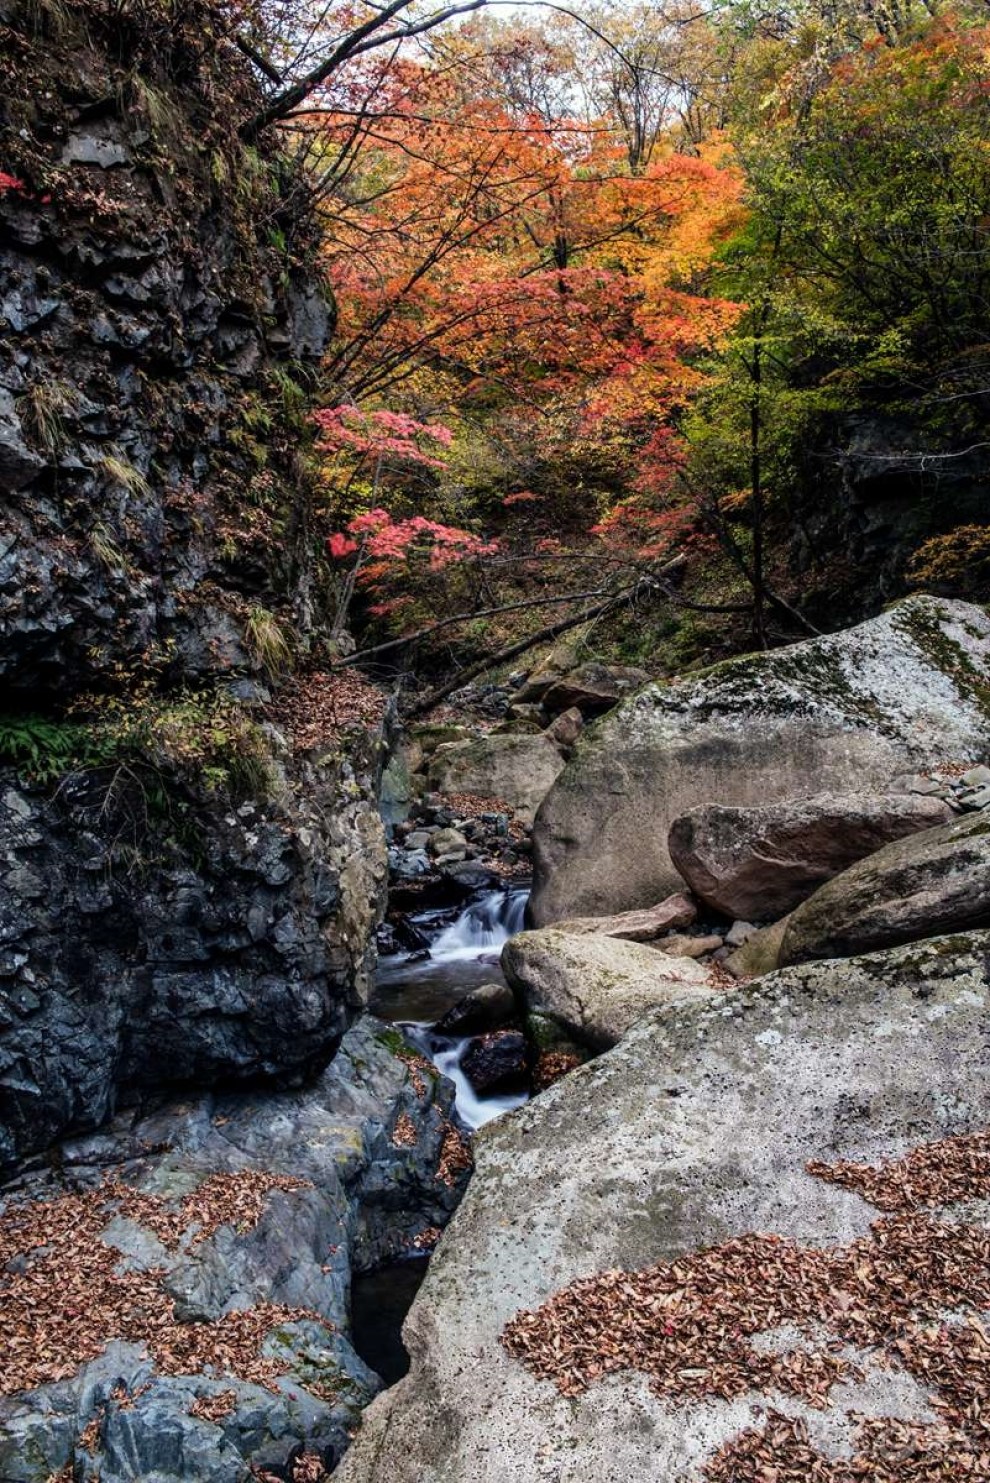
<box><xmin>502</xmin><ymin>1128</ymin><xmax>990</xmax><ymax>1480</ymax></box>
<box><xmin>101</xmin><ymin>1170</ymin><xmax>312</xmax><ymax>1249</ymax></box>
<box><xmin>438</xmin><ymin>1121</ymin><xmax>474</xmax><ymax>1187</ymax></box>
<box><xmin>269</xmin><ymin>669</ymin><xmax>387</xmax><ymax>750</ymax></box>
<box><xmin>531</xmin><ymin>1051</ymin><xmax>583</xmax><ymax>1093</ymax></box>
<box><xmin>0</xmin><ymin>1172</ymin><xmax>318</xmax><ymax>1396</ymax></box>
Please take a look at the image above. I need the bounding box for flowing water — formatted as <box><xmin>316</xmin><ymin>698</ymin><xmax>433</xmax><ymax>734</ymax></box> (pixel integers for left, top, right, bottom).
<box><xmin>371</xmin><ymin>886</ymin><xmax>530</xmax><ymax>1130</ymax></box>
<box><xmin>351</xmin><ymin>886</ymin><xmax>531</xmax><ymax>1381</ymax></box>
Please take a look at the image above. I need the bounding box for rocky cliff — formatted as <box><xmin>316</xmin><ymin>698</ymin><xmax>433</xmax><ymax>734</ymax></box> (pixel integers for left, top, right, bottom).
<box><xmin>0</xmin><ymin>0</ymin><xmax>388</xmax><ymax>1173</ymax></box>
<box><xmin>0</xmin><ymin>0</ymin><xmax>332</xmax><ymax>691</ymax></box>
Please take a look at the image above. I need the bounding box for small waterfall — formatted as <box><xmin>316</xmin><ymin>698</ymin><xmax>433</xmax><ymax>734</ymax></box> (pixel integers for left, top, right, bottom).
<box><xmin>429</xmin><ymin>888</ymin><xmax>527</xmax><ymax>962</ymax></box>
<box><xmin>373</xmin><ymin>884</ymin><xmax>531</xmax><ymax>1129</ymax></box>
<box><xmin>402</xmin><ymin>1022</ymin><xmax>528</xmax><ymax>1130</ymax></box>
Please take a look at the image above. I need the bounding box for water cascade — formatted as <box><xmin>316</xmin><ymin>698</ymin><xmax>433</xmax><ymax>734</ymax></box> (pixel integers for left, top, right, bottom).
<box><xmin>372</xmin><ymin>886</ymin><xmax>530</xmax><ymax>1129</ymax></box>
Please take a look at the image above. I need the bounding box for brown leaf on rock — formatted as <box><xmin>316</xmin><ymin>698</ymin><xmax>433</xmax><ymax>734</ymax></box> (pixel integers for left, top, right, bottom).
<box><xmin>0</xmin><ymin>1172</ymin><xmax>318</xmax><ymax>1397</ymax></box>
<box><xmin>189</xmin><ymin>1389</ymin><xmax>237</xmax><ymax>1424</ymax></box>
<box><xmin>438</xmin><ymin>1121</ymin><xmax>473</xmax><ymax>1187</ymax></box>
<box><xmin>391</xmin><ymin>1112</ymin><xmax>419</xmax><ymax>1148</ymax></box>
<box><xmin>501</xmin><ymin>1126</ymin><xmax>990</xmax><ymax>1481</ymax></box>
<box><xmin>291</xmin><ymin>1453</ymin><xmax>333</xmax><ymax>1483</ymax></box>
<box><xmin>394</xmin><ymin>1045</ymin><xmax>436</xmax><ymax>1098</ymax></box>
<box><xmin>532</xmin><ymin>1051</ymin><xmax>582</xmax><ymax>1093</ymax></box>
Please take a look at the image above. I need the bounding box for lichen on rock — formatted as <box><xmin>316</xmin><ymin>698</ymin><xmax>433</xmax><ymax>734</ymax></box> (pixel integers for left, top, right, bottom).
<box><xmin>531</xmin><ymin>597</ymin><xmax>990</xmax><ymax>923</ymax></box>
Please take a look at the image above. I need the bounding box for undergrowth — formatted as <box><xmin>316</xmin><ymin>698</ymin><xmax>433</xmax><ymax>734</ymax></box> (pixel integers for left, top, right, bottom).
<box><xmin>0</xmin><ymin>689</ymin><xmax>275</xmax><ymax>801</ymax></box>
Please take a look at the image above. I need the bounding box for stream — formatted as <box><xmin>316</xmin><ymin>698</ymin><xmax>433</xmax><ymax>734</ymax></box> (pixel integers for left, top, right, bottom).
<box><xmin>370</xmin><ymin>885</ymin><xmax>530</xmax><ymax>1130</ymax></box>
<box><xmin>351</xmin><ymin>885</ymin><xmax>530</xmax><ymax>1382</ymax></box>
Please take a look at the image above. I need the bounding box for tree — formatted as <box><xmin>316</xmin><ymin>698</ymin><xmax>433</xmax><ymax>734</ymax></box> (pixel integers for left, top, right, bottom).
<box><xmin>236</xmin><ymin>0</ymin><xmax>496</xmax><ymax>137</ymax></box>
<box><xmin>681</xmin><ymin>7</ymin><xmax>990</xmax><ymax>629</ymax></box>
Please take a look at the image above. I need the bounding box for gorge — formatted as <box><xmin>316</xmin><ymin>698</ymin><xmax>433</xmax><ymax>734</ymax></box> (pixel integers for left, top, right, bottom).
<box><xmin>3</xmin><ymin>1</ymin><xmax>990</xmax><ymax>1480</ymax></box>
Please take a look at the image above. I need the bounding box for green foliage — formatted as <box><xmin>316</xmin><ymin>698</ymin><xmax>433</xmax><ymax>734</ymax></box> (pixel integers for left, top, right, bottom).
<box><xmin>269</xmin><ymin>365</ymin><xmax>308</xmax><ymax>420</ymax></box>
<box><xmin>680</xmin><ymin>12</ymin><xmax>990</xmax><ymax>590</ymax></box>
<box><xmin>728</xmin><ymin>16</ymin><xmax>990</xmax><ymax>389</ymax></box>
<box><xmin>0</xmin><ymin>716</ymin><xmax>115</xmax><ymax>785</ymax></box>
<box><xmin>0</xmin><ymin>691</ymin><xmax>275</xmax><ymax>804</ymax></box>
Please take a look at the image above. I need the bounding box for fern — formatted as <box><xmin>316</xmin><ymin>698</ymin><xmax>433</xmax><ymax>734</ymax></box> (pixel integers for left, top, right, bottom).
<box><xmin>0</xmin><ymin>717</ymin><xmax>103</xmax><ymax>784</ymax></box>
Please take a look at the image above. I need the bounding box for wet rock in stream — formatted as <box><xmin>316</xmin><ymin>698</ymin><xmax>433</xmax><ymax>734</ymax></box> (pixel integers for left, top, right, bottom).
<box><xmin>460</xmin><ymin>1031</ymin><xmax>529</xmax><ymax>1096</ymax></box>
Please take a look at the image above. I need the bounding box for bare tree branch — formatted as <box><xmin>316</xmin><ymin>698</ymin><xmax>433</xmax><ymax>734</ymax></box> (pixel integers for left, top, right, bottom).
<box><xmin>241</xmin><ymin>0</ymin><xmax>491</xmax><ymax>139</ymax></box>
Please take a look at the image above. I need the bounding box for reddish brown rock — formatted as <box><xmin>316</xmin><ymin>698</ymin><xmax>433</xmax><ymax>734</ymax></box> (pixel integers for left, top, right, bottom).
<box><xmin>546</xmin><ymin>707</ymin><xmax>584</xmax><ymax>750</ymax></box>
<box><xmin>541</xmin><ymin>662</ymin><xmax>650</xmax><ymax>717</ymax></box>
<box><xmin>668</xmin><ymin>792</ymin><xmax>953</xmax><ymax>920</ymax></box>
<box><xmin>552</xmin><ymin>892</ymin><xmax>697</xmax><ymax>942</ymax></box>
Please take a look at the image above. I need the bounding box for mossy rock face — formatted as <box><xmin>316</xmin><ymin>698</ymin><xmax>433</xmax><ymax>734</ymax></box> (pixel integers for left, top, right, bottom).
<box><xmin>0</xmin><ymin>0</ymin><xmax>331</xmax><ymax>699</ymax></box>
<box><xmin>531</xmin><ymin>597</ymin><xmax>990</xmax><ymax>924</ymax></box>
<box><xmin>780</xmin><ymin>810</ymin><xmax>990</xmax><ymax>965</ymax></box>
<box><xmin>427</xmin><ymin>733</ymin><xmax>566</xmax><ymax>825</ymax></box>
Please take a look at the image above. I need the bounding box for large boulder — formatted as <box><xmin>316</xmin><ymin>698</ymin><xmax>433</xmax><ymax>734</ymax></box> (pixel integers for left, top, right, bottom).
<box><xmin>0</xmin><ymin>1018</ymin><xmax>469</xmax><ymax>1483</ymax></box>
<box><xmin>335</xmin><ymin>933</ymin><xmax>990</xmax><ymax>1483</ymax></box>
<box><xmin>501</xmin><ymin>928</ymin><xmax>722</xmax><ymax>1050</ymax></box>
<box><xmin>779</xmin><ymin>811</ymin><xmax>990</xmax><ymax>964</ymax></box>
<box><xmin>668</xmin><ymin>791</ymin><xmax>953</xmax><ymax>920</ymax></box>
<box><xmin>427</xmin><ymin>733</ymin><xmax>566</xmax><ymax>825</ymax></box>
<box><xmin>531</xmin><ymin>597</ymin><xmax>990</xmax><ymax>923</ymax></box>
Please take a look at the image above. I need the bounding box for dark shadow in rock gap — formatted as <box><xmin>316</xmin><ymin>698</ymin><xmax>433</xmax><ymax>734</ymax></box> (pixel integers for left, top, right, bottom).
<box><xmin>350</xmin><ymin>1255</ymin><xmax>431</xmax><ymax>1386</ymax></box>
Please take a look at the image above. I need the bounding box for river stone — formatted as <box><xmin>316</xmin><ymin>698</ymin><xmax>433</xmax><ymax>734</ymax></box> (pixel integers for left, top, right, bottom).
<box><xmin>0</xmin><ymin>1017</ymin><xmax>465</xmax><ymax>1482</ymax></box>
<box><xmin>429</xmin><ymin>827</ymin><xmax>468</xmax><ymax>856</ymax></box>
<box><xmin>668</xmin><ymin>791</ymin><xmax>953</xmax><ymax>920</ymax></box>
<box><xmin>725</xmin><ymin>915</ymin><xmax>791</xmax><ymax>978</ymax></box>
<box><xmin>334</xmin><ymin>932</ymin><xmax>990</xmax><ymax>1483</ymax></box>
<box><xmin>427</xmin><ymin>734</ymin><xmax>566</xmax><ymax>825</ymax></box>
<box><xmin>530</xmin><ymin>597</ymin><xmax>990</xmax><ymax>924</ymax></box>
<box><xmin>546</xmin><ymin>706</ymin><xmax>584</xmax><ymax>749</ymax></box>
<box><xmin>541</xmin><ymin>662</ymin><xmax>651</xmax><ymax>717</ymax></box>
<box><xmin>551</xmin><ymin>892</ymin><xmax>697</xmax><ymax>942</ymax></box>
<box><xmin>660</xmin><ymin>931</ymin><xmax>724</xmax><ymax>958</ymax></box>
<box><xmin>779</xmin><ymin>810</ymin><xmax>990</xmax><ymax>964</ymax></box>
<box><xmin>501</xmin><ymin>929</ymin><xmax>722</xmax><ymax>1050</ymax></box>
<box><xmin>433</xmin><ymin>981</ymin><xmax>517</xmax><ymax>1036</ymax></box>
<box><xmin>460</xmin><ymin>1031</ymin><xmax>528</xmax><ymax>1095</ymax></box>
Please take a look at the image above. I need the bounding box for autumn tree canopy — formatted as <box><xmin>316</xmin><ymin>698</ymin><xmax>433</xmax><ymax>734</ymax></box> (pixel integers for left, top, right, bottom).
<box><xmin>230</xmin><ymin>0</ymin><xmax>990</xmax><ymax>674</ymax></box>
